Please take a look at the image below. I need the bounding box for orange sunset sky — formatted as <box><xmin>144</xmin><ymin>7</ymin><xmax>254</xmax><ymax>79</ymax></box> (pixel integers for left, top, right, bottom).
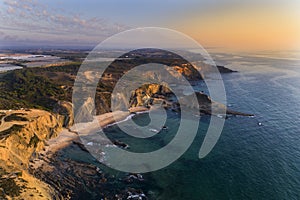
<box><xmin>0</xmin><ymin>0</ymin><xmax>299</xmax><ymax>51</ymax></box>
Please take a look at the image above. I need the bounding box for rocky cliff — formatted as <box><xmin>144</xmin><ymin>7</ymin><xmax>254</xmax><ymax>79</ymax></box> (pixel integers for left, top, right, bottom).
<box><xmin>0</xmin><ymin>109</ymin><xmax>70</xmax><ymax>199</ymax></box>
<box><xmin>129</xmin><ymin>83</ymin><xmax>173</xmax><ymax>107</ymax></box>
<box><xmin>128</xmin><ymin>83</ymin><xmax>252</xmax><ymax>117</ymax></box>
<box><xmin>0</xmin><ymin>50</ymin><xmax>250</xmax><ymax>199</ymax></box>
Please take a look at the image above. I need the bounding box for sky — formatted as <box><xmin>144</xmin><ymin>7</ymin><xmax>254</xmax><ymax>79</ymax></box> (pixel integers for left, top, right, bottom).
<box><xmin>0</xmin><ymin>0</ymin><xmax>299</xmax><ymax>51</ymax></box>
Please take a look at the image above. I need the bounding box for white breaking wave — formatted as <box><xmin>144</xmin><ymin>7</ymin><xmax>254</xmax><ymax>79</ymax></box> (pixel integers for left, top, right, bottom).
<box><xmin>105</xmin><ymin>110</ymin><xmax>150</xmax><ymax>128</ymax></box>
<box><xmin>105</xmin><ymin>113</ymin><xmax>136</xmax><ymax>128</ymax></box>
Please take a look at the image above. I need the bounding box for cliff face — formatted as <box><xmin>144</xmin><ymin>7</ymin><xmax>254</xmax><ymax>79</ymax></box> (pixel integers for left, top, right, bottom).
<box><xmin>167</xmin><ymin>64</ymin><xmax>201</xmax><ymax>81</ymax></box>
<box><xmin>53</xmin><ymin>101</ymin><xmax>74</xmax><ymax>128</ymax></box>
<box><xmin>129</xmin><ymin>83</ymin><xmax>173</xmax><ymax>107</ymax></box>
<box><xmin>128</xmin><ymin>83</ymin><xmax>212</xmax><ymax>112</ymax></box>
<box><xmin>0</xmin><ymin>109</ymin><xmax>64</xmax><ymax>166</ymax></box>
<box><xmin>0</xmin><ymin>109</ymin><xmax>69</xmax><ymax>199</ymax></box>
<box><xmin>127</xmin><ymin>83</ymin><xmax>252</xmax><ymax>117</ymax></box>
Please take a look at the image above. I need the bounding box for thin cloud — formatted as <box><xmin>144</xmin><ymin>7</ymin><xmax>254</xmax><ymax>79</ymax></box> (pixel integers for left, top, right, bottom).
<box><xmin>0</xmin><ymin>0</ymin><xmax>131</xmax><ymax>46</ymax></box>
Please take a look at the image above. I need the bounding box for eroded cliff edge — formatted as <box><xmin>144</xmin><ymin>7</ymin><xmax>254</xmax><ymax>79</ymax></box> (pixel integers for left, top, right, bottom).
<box><xmin>0</xmin><ymin>109</ymin><xmax>65</xmax><ymax>199</ymax></box>
<box><xmin>0</xmin><ymin>49</ymin><xmax>253</xmax><ymax>199</ymax></box>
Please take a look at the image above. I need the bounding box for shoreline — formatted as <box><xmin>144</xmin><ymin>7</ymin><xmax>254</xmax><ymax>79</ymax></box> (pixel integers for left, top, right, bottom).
<box><xmin>32</xmin><ymin>106</ymin><xmax>150</xmax><ymax>168</ymax></box>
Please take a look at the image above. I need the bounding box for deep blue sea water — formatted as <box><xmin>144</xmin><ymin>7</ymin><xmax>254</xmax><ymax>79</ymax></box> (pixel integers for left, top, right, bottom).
<box><xmin>103</xmin><ymin>52</ymin><xmax>300</xmax><ymax>199</ymax></box>
<box><xmin>68</xmin><ymin>52</ymin><xmax>300</xmax><ymax>199</ymax></box>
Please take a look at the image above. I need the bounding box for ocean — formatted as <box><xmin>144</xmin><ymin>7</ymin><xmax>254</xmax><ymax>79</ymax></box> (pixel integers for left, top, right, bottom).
<box><xmin>69</xmin><ymin>51</ymin><xmax>300</xmax><ymax>199</ymax></box>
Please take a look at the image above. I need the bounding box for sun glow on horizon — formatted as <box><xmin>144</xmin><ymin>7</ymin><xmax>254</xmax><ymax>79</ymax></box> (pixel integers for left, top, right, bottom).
<box><xmin>0</xmin><ymin>0</ymin><xmax>299</xmax><ymax>52</ymax></box>
<box><xmin>173</xmin><ymin>3</ymin><xmax>300</xmax><ymax>51</ymax></box>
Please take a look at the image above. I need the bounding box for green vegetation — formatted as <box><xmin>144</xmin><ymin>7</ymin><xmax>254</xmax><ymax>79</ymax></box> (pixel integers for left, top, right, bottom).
<box><xmin>28</xmin><ymin>134</ymin><xmax>40</xmax><ymax>148</ymax></box>
<box><xmin>0</xmin><ymin>125</ymin><xmax>24</xmax><ymax>139</ymax></box>
<box><xmin>0</xmin><ymin>61</ymin><xmax>113</xmax><ymax>114</ymax></box>
<box><xmin>4</xmin><ymin>114</ymin><xmax>28</xmax><ymax>122</ymax></box>
<box><xmin>34</xmin><ymin>62</ymin><xmax>80</xmax><ymax>74</ymax></box>
<box><xmin>0</xmin><ymin>49</ymin><xmax>201</xmax><ymax>114</ymax></box>
<box><xmin>0</xmin><ymin>168</ymin><xmax>24</xmax><ymax>199</ymax></box>
<box><xmin>0</xmin><ymin>64</ymin><xmax>79</xmax><ymax>111</ymax></box>
<box><xmin>45</xmin><ymin>52</ymin><xmax>87</xmax><ymax>62</ymax></box>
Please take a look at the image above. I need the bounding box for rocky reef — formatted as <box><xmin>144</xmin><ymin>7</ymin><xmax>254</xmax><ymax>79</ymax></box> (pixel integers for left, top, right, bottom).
<box><xmin>0</xmin><ymin>107</ymin><xmax>153</xmax><ymax>199</ymax></box>
<box><xmin>29</xmin><ymin>144</ymin><xmax>153</xmax><ymax>200</ymax></box>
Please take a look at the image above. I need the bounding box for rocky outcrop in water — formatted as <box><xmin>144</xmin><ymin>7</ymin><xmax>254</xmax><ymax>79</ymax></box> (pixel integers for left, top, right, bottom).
<box><xmin>30</xmin><ymin>148</ymin><xmax>151</xmax><ymax>200</ymax></box>
<box><xmin>180</xmin><ymin>92</ymin><xmax>252</xmax><ymax>116</ymax></box>
<box><xmin>128</xmin><ymin>83</ymin><xmax>253</xmax><ymax>117</ymax></box>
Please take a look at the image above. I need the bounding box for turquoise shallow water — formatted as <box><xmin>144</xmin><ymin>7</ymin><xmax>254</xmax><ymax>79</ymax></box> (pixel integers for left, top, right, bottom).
<box><xmin>78</xmin><ymin>52</ymin><xmax>300</xmax><ymax>199</ymax></box>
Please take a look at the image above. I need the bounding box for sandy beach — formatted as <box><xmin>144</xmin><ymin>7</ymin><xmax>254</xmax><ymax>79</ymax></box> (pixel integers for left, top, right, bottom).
<box><xmin>32</xmin><ymin>106</ymin><xmax>150</xmax><ymax>168</ymax></box>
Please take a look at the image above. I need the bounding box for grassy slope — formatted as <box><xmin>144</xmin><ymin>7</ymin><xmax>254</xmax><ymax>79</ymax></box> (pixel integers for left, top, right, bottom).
<box><xmin>0</xmin><ymin>63</ymin><xmax>80</xmax><ymax>111</ymax></box>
